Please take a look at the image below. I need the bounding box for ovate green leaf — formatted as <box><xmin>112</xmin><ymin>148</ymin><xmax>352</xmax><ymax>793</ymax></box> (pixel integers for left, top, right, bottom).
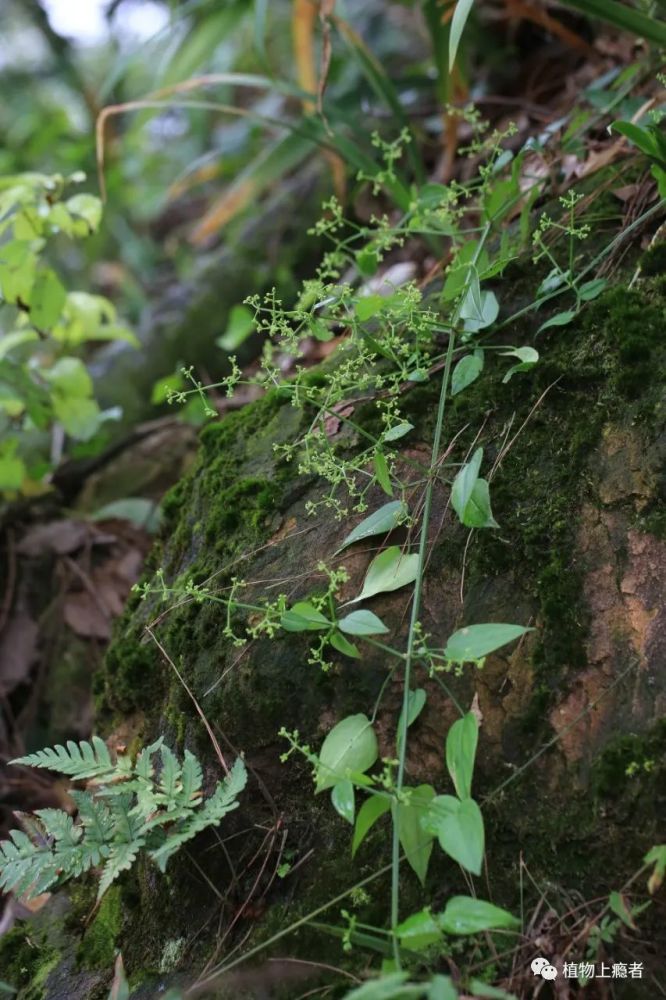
<box><xmin>646</xmin><ymin>844</ymin><xmax>666</xmax><ymax>894</ymax></box>
<box><xmin>30</xmin><ymin>269</ymin><xmax>66</xmax><ymax>330</ymax></box>
<box><xmin>0</xmin><ymin>440</ymin><xmax>25</xmax><ymax>491</ymax></box>
<box><xmin>331</xmin><ymin>779</ymin><xmax>355</xmax><ymax>824</ymax></box>
<box><xmin>423</xmin><ymin>795</ymin><xmax>484</xmax><ymax>875</ymax></box>
<box><xmin>355</xmin><ymin>294</ymin><xmax>385</xmax><ymax>322</ymax></box>
<box><xmin>374</xmin><ymin>451</ymin><xmax>393</xmax><ymax>496</ymax></box>
<box><xmin>343</xmin><ymin>973</ymin><xmax>422</xmax><ymax>999</ymax></box>
<box><xmin>281</xmin><ymin>601</ymin><xmax>330</xmax><ymax>632</ymax></box>
<box><xmin>460</xmin><ymin>479</ymin><xmax>498</xmax><ymax>529</ymax></box>
<box><xmin>395</xmin><ymin>907</ymin><xmax>442</xmax><ymax>951</ymax></box>
<box><xmin>468</xmin><ymin>980</ymin><xmax>517</xmax><ymax>999</ymax></box>
<box><xmin>398</xmin><ymin>784</ymin><xmax>435</xmax><ymax>885</ymax></box>
<box><xmin>316</xmin><ymin>714</ymin><xmax>378</xmax><ymax>792</ymax></box>
<box><xmin>217</xmin><ymin>304</ymin><xmax>254</xmax><ymax>351</ymax></box>
<box><xmin>609</xmin><ymin>890</ymin><xmax>637</xmax><ymax>930</ymax></box>
<box><xmin>446</xmin><ymin>712</ymin><xmax>478</xmax><ymax>799</ymax></box>
<box><xmin>52</xmin><ymin>396</ymin><xmax>101</xmax><ymax>441</ymax></box>
<box><xmin>578</xmin><ymin>278</ymin><xmax>607</xmax><ymax>302</ymax></box>
<box><xmin>352</xmin><ymin>794</ymin><xmax>391</xmax><ymax>856</ymax></box>
<box><xmin>428</xmin><ymin>976</ymin><xmax>458</xmax><ymax>1000</ymax></box>
<box><xmin>66</xmin><ymin>194</ymin><xmax>103</xmax><ymax>232</ymax></box>
<box><xmin>383</xmin><ymin>422</ymin><xmax>414</xmax><ymax>442</ymax></box>
<box><xmin>439</xmin><ymin>895</ymin><xmax>520</xmax><ymax>935</ymax></box>
<box><xmin>337</xmin><ymin>501</ymin><xmax>407</xmax><ymax>552</ymax></box>
<box><xmin>445</xmin><ymin>623</ymin><xmax>532</xmax><ymax>663</ymax></box>
<box><xmin>451</xmin><ymin>448</ymin><xmax>482</xmax><ymax>522</ymax></box>
<box><xmin>537</xmin><ymin>310</ymin><xmax>576</xmax><ymax>333</ymax></box>
<box><xmin>350</xmin><ymin>546</ymin><xmax>419</xmax><ymax>604</ymax></box>
<box><xmin>451</xmin><ymin>353</ymin><xmax>483</xmax><ymax>396</ymax></box>
<box><xmin>330</xmin><ymin>630</ymin><xmax>360</xmax><ymax>659</ymax></box>
<box><xmin>338</xmin><ymin>610</ymin><xmax>390</xmax><ymax>636</ymax></box>
<box><xmin>43</xmin><ymin>357</ymin><xmax>92</xmax><ymax>397</ymax></box>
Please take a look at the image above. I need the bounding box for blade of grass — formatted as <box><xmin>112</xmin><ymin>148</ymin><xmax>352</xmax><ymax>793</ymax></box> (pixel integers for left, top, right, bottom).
<box><xmin>449</xmin><ymin>0</ymin><xmax>475</xmax><ymax>69</ymax></box>
<box><xmin>159</xmin><ymin>7</ymin><xmax>245</xmax><ymax>87</ymax></box>
<box><xmin>254</xmin><ymin>0</ymin><xmax>270</xmax><ymax>63</ymax></box>
<box><xmin>559</xmin><ymin>0</ymin><xmax>666</xmax><ymax>45</ymax></box>
<box><xmin>97</xmin><ymin>91</ymin><xmax>409</xmax><ymax>210</ymax></box>
<box><xmin>189</xmin><ymin>131</ymin><xmax>314</xmax><ymax>243</ymax></box>
<box><xmin>293</xmin><ymin>0</ymin><xmax>318</xmax><ymax>111</ymax></box>
<box><xmin>333</xmin><ymin>15</ymin><xmax>425</xmax><ymax>185</ymax></box>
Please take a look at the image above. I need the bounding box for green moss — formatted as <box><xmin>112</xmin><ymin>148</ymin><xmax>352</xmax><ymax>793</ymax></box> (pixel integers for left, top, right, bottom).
<box><xmin>636</xmin><ymin>504</ymin><xmax>666</xmax><ymax>539</ymax></box>
<box><xmin>587</xmin><ymin>283</ymin><xmax>666</xmax><ymax>399</ymax></box>
<box><xmin>0</xmin><ymin>926</ymin><xmax>59</xmax><ymax>999</ymax></box>
<box><xmin>96</xmin><ymin>634</ymin><xmax>163</xmax><ymax>716</ymax></box>
<box><xmin>592</xmin><ymin>719</ymin><xmax>666</xmax><ymax>800</ymax></box>
<box><xmin>639</xmin><ymin>239</ymin><xmax>666</xmax><ymax>277</ymax></box>
<box><xmin>78</xmin><ymin>886</ymin><xmax>123</xmax><ymax>970</ymax></box>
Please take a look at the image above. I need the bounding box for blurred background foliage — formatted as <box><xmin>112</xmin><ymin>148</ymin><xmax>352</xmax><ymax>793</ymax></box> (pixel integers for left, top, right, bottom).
<box><xmin>2</xmin><ymin>0</ymin><xmax>663</xmax><ymax>294</ymax></box>
<box><xmin>0</xmin><ymin>0</ymin><xmax>663</xmax><ymax>425</ymax></box>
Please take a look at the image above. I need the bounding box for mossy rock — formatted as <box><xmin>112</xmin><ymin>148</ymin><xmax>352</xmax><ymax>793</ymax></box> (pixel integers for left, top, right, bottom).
<box><xmin>10</xmin><ymin>268</ymin><xmax>666</xmax><ymax>997</ymax></box>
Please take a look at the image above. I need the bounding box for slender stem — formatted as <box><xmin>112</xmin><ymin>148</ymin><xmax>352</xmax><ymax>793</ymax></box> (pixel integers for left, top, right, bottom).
<box><xmin>389</xmin><ymin>321</ymin><xmax>456</xmax><ymax>961</ymax></box>
<box><xmin>390</xmin><ymin>224</ymin><xmax>491</xmax><ymax>964</ymax></box>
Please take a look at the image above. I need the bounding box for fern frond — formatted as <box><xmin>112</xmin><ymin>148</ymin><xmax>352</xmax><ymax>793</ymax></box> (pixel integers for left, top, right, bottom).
<box><xmin>134</xmin><ymin>738</ymin><xmax>163</xmax><ymax>780</ymax></box>
<box><xmin>155</xmin><ymin>746</ymin><xmax>181</xmax><ymax>804</ymax></box>
<box><xmin>70</xmin><ymin>792</ymin><xmax>115</xmax><ymax>847</ymax></box>
<box><xmin>177</xmin><ymin>750</ymin><xmax>203</xmax><ymax>810</ymax></box>
<box><xmin>34</xmin><ymin>809</ymin><xmax>79</xmax><ymax>846</ymax></box>
<box><xmin>149</xmin><ymin>758</ymin><xmax>247</xmax><ymax>873</ymax></box>
<box><xmin>109</xmin><ymin>794</ymin><xmax>144</xmax><ymax>845</ymax></box>
<box><xmin>0</xmin><ymin>830</ymin><xmax>60</xmax><ymax>898</ymax></box>
<box><xmin>11</xmin><ymin>737</ymin><xmax>114</xmax><ymax>780</ymax></box>
<box><xmin>1</xmin><ymin>740</ymin><xmax>247</xmax><ymax>901</ymax></box>
<box><xmin>98</xmin><ymin>838</ymin><xmax>145</xmax><ymax>900</ymax></box>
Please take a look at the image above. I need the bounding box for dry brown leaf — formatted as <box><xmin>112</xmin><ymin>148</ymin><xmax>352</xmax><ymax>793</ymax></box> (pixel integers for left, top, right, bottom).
<box><xmin>17</xmin><ymin>520</ymin><xmax>90</xmax><ymax>557</ymax></box>
<box><xmin>0</xmin><ymin>612</ymin><xmax>38</xmax><ymax>694</ymax></box>
<box><xmin>63</xmin><ymin>592</ymin><xmax>111</xmax><ymax>640</ymax></box>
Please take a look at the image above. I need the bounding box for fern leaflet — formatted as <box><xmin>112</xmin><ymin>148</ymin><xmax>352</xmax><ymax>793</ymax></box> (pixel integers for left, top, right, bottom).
<box><xmin>1</xmin><ymin>737</ymin><xmax>246</xmax><ymax>901</ymax></box>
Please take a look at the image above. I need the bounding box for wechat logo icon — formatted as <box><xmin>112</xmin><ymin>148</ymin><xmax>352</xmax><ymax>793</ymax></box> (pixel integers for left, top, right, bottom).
<box><xmin>532</xmin><ymin>957</ymin><xmax>558</xmax><ymax>980</ymax></box>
